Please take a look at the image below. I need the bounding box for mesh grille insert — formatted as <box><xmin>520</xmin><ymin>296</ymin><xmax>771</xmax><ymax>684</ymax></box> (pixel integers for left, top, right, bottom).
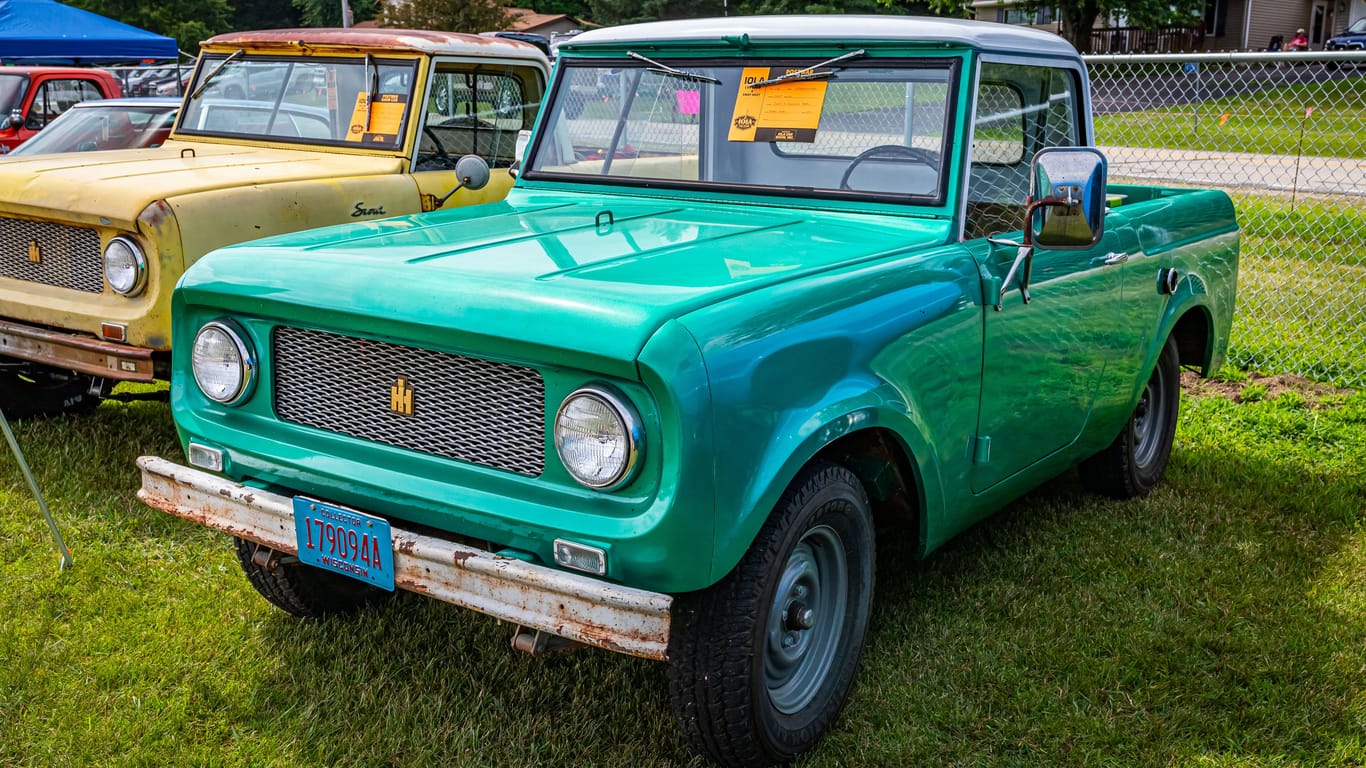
<box><xmin>0</xmin><ymin>217</ymin><xmax>103</xmax><ymax>293</ymax></box>
<box><xmin>273</xmin><ymin>326</ymin><xmax>546</xmax><ymax>476</ymax></box>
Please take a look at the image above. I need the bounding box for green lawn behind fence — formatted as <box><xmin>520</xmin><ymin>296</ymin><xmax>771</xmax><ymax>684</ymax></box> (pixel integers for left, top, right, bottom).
<box><xmin>1095</xmin><ymin>76</ymin><xmax>1366</xmax><ymax>157</ymax></box>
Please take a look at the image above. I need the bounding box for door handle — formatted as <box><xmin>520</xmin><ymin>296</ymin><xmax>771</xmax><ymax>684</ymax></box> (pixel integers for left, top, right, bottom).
<box><xmin>1103</xmin><ymin>251</ymin><xmax>1128</xmax><ymax>266</ymax></box>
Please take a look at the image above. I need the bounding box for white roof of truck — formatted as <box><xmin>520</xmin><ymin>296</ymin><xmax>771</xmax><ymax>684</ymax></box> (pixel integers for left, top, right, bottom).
<box><xmin>565</xmin><ymin>15</ymin><xmax>1079</xmax><ymax>58</ymax></box>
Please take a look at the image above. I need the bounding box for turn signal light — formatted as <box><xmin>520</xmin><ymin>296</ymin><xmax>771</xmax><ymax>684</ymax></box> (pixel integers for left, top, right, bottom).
<box><xmin>553</xmin><ymin>539</ymin><xmax>607</xmax><ymax>576</ymax></box>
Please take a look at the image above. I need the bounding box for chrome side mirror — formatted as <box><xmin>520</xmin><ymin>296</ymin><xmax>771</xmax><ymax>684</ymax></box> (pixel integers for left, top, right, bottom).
<box><xmin>1029</xmin><ymin>147</ymin><xmax>1107</xmax><ymax>249</ymax></box>
<box><xmin>7</xmin><ymin>109</ymin><xmax>22</xmax><ymax>130</ymax></box>
<box><xmin>453</xmin><ymin>154</ymin><xmax>491</xmax><ymax>191</ymax></box>
<box><xmin>424</xmin><ymin>154</ymin><xmax>491</xmax><ymax>211</ymax></box>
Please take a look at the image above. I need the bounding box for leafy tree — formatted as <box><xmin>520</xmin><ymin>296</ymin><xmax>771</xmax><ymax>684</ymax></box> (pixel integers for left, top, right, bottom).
<box><xmin>380</xmin><ymin>0</ymin><xmax>511</xmax><ymax>32</ymax></box>
<box><xmin>68</xmin><ymin>0</ymin><xmax>233</xmax><ymax>55</ymax></box>
<box><xmin>528</xmin><ymin>0</ymin><xmax>593</xmax><ymax>19</ymax></box>
<box><xmin>586</xmin><ymin>0</ymin><xmax>726</xmax><ymax>26</ymax></box>
<box><xmin>390</xmin><ymin>0</ymin><xmax>512</xmax><ymax>31</ymax></box>
<box><xmin>908</xmin><ymin>0</ymin><xmax>1204</xmax><ymax>52</ymax></box>
<box><xmin>292</xmin><ymin>0</ymin><xmax>380</xmax><ymax>27</ymax></box>
<box><xmin>232</xmin><ymin>0</ymin><xmax>303</xmax><ymax>30</ymax></box>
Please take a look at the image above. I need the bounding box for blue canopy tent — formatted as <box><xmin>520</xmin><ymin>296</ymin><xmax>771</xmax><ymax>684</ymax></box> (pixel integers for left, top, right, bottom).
<box><xmin>0</xmin><ymin>0</ymin><xmax>179</xmax><ymax>63</ymax></box>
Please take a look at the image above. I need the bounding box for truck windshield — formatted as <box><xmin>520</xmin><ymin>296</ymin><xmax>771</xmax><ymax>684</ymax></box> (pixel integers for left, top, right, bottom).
<box><xmin>177</xmin><ymin>54</ymin><xmax>418</xmax><ymax>150</ymax></box>
<box><xmin>527</xmin><ymin>58</ymin><xmax>955</xmax><ymax>203</ymax></box>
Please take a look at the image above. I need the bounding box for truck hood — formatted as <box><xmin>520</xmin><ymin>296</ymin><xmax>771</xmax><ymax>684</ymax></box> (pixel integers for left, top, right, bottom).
<box><xmin>0</xmin><ymin>140</ymin><xmax>404</xmax><ymax>227</ymax></box>
<box><xmin>183</xmin><ymin>189</ymin><xmax>952</xmax><ymax>370</ymax></box>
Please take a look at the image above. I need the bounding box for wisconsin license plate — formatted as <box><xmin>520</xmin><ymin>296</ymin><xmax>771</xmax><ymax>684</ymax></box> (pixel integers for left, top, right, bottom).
<box><xmin>293</xmin><ymin>497</ymin><xmax>395</xmax><ymax>591</ymax></box>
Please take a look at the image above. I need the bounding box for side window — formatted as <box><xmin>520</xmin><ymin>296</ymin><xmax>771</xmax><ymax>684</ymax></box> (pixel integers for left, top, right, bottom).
<box><xmin>964</xmin><ymin>63</ymin><xmax>1081</xmax><ymax>241</ymax></box>
<box><xmin>418</xmin><ymin>63</ymin><xmax>545</xmax><ymax>171</ymax></box>
<box><xmin>26</xmin><ymin>79</ymin><xmax>104</xmax><ymax>130</ymax></box>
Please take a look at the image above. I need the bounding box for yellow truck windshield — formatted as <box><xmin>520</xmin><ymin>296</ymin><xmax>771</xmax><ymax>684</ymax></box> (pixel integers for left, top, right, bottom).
<box><xmin>178</xmin><ymin>54</ymin><xmax>418</xmax><ymax>150</ymax></box>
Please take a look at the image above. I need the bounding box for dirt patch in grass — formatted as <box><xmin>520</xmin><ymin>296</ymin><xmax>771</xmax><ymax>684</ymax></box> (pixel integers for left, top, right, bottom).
<box><xmin>1182</xmin><ymin>370</ymin><xmax>1355</xmax><ymax>403</ymax></box>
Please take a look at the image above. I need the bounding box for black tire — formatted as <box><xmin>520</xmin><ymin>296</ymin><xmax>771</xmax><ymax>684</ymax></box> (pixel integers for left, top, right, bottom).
<box><xmin>0</xmin><ymin>360</ymin><xmax>109</xmax><ymax>420</ymax></box>
<box><xmin>1080</xmin><ymin>336</ymin><xmax>1180</xmax><ymax>498</ymax></box>
<box><xmin>233</xmin><ymin>537</ymin><xmax>393</xmax><ymax>618</ymax></box>
<box><xmin>668</xmin><ymin>462</ymin><xmax>875</xmax><ymax>768</ymax></box>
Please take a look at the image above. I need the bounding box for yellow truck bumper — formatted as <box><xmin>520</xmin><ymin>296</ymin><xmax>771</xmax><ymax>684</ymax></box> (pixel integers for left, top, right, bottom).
<box><xmin>0</xmin><ymin>318</ymin><xmax>155</xmax><ymax>381</ymax></box>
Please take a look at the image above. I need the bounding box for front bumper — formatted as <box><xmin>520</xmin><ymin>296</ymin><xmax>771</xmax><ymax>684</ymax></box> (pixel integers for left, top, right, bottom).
<box><xmin>136</xmin><ymin>456</ymin><xmax>673</xmax><ymax>660</ymax></box>
<box><xmin>0</xmin><ymin>318</ymin><xmax>155</xmax><ymax>381</ymax></box>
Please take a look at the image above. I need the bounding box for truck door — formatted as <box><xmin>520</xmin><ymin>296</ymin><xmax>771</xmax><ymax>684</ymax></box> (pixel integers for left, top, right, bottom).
<box><xmin>963</xmin><ymin>60</ymin><xmax>1127</xmax><ymax>493</ymax></box>
<box><xmin>412</xmin><ymin>59</ymin><xmax>546</xmax><ymax>210</ymax></box>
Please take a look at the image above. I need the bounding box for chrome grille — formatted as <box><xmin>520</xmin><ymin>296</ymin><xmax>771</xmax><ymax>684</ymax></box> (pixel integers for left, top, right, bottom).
<box><xmin>273</xmin><ymin>326</ymin><xmax>546</xmax><ymax>476</ymax></box>
<box><xmin>0</xmin><ymin>217</ymin><xmax>103</xmax><ymax>293</ymax></box>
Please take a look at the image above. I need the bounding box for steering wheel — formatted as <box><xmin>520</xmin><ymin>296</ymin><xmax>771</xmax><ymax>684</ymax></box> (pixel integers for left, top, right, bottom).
<box><xmin>839</xmin><ymin>144</ymin><xmax>940</xmax><ymax>191</ymax></box>
<box><xmin>415</xmin><ymin>125</ymin><xmax>454</xmax><ymax>171</ymax></box>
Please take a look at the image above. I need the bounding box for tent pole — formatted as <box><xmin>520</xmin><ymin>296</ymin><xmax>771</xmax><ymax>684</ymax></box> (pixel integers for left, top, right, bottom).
<box><xmin>1</xmin><ymin>408</ymin><xmax>73</xmax><ymax>570</ymax></box>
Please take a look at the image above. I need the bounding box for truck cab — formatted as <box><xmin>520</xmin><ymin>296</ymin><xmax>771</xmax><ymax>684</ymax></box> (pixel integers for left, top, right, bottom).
<box><xmin>0</xmin><ymin>66</ymin><xmax>123</xmax><ymax>151</ymax></box>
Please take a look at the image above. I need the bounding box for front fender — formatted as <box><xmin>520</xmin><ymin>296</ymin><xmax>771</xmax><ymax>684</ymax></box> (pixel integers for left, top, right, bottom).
<box><xmin>682</xmin><ymin>255</ymin><xmax>984</xmax><ymax>585</ymax></box>
<box><xmin>715</xmin><ymin>392</ymin><xmax>945</xmax><ymax>581</ymax></box>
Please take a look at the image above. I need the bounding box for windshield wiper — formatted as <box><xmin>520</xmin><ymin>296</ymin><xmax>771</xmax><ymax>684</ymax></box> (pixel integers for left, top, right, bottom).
<box><xmin>363</xmin><ymin>53</ymin><xmax>377</xmax><ymax>131</ymax></box>
<box><xmin>626</xmin><ymin>51</ymin><xmax>720</xmax><ymax>85</ymax></box>
<box><xmin>191</xmin><ymin>49</ymin><xmax>244</xmax><ymax>100</ymax></box>
<box><xmin>748</xmin><ymin>49</ymin><xmax>866</xmax><ymax>89</ymax></box>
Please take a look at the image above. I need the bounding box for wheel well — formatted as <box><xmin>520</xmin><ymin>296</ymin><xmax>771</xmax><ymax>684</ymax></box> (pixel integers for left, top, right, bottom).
<box><xmin>1170</xmin><ymin>308</ymin><xmax>1213</xmax><ymax>373</ymax></box>
<box><xmin>814</xmin><ymin>428</ymin><xmax>921</xmax><ymax>545</ymax></box>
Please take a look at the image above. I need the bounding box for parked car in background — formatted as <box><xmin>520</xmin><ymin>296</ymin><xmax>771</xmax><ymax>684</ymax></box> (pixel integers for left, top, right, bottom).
<box><xmin>5</xmin><ymin>97</ymin><xmax>177</xmax><ymax>155</ymax></box>
<box><xmin>0</xmin><ymin>67</ymin><xmax>123</xmax><ymax>152</ymax></box>
<box><xmin>482</xmin><ymin>30</ymin><xmax>551</xmax><ymax>56</ymax></box>
<box><xmin>0</xmin><ymin>28</ymin><xmax>548</xmax><ymax>418</ymax></box>
<box><xmin>1325</xmin><ymin>17</ymin><xmax>1366</xmax><ymax>50</ymax></box>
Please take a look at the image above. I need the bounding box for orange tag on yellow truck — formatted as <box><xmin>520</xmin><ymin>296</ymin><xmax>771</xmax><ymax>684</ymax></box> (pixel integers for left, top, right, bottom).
<box><xmin>346</xmin><ymin>92</ymin><xmax>407</xmax><ymax>145</ymax></box>
<box><xmin>728</xmin><ymin>66</ymin><xmax>828</xmax><ymax>143</ymax></box>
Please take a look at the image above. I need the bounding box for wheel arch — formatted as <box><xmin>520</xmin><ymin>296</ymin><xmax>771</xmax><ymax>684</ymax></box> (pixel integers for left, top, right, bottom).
<box><xmin>709</xmin><ymin>399</ymin><xmax>940</xmax><ymax>586</ymax></box>
<box><xmin>1168</xmin><ymin>302</ymin><xmax>1215</xmax><ymax>375</ymax></box>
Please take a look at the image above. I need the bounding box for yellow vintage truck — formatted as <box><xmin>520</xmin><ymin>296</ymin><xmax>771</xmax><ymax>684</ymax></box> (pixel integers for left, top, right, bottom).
<box><xmin>0</xmin><ymin>28</ymin><xmax>548</xmax><ymax>418</ymax></box>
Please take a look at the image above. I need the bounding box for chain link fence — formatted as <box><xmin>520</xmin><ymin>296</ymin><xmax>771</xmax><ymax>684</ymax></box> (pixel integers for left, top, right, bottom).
<box><xmin>1086</xmin><ymin>51</ymin><xmax>1366</xmax><ymax>386</ymax></box>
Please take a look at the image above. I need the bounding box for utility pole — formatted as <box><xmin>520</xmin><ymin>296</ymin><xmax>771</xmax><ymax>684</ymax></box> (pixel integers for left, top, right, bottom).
<box><xmin>341</xmin><ymin>0</ymin><xmax>354</xmax><ymax>27</ymax></box>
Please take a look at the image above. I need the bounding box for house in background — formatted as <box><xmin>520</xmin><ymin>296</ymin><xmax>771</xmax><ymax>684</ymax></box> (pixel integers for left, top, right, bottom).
<box><xmin>971</xmin><ymin>0</ymin><xmax>1362</xmax><ymax>51</ymax></box>
<box><xmin>503</xmin><ymin>7</ymin><xmax>586</xmax><ymax>37</ymax></box>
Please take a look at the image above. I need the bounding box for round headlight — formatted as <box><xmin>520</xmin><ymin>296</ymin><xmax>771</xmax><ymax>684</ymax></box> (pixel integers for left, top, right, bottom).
<box><xmin>103</xmin><ymin>236</ymin><xmax>147</xmax><ymax>296</ymax></box>
<box><xmin>554</xmin><ymin>386</ymin><xmax>641</xmax><ymax>491</ymax></box>
<box><xmin>191</xmin><ymin>321</ymin><xmax>255</xmax><ymax>405</ymax></box>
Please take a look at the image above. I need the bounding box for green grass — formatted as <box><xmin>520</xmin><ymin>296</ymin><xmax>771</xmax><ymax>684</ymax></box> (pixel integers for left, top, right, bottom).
<box><xmin>1095</xmin><ymin>77</ymin><xmax>1366</xmax><ymax>157</ymax></box>
<box><xmin>3</xmin><ymin>382</ymin><xmax>1364</xmax><ymax>765</ymax></box>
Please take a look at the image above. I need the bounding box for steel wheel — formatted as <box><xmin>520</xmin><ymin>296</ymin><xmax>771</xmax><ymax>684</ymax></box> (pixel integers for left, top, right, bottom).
<box><xmin>765</xmin><ymin>523</ymin><xmax>848</xmax><ymax>715</ymax></box>
<box><xmin>1081</xmin><ymin>336</ymin><xmax>1180</xmax><ymax>498</ymax></box>
<box><xmin>668</xmin><ymin>461</ymin><xmax>875</xmax><ymax>767</ymax></box>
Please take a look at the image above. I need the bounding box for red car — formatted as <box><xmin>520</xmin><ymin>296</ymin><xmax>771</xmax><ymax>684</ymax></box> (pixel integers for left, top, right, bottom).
<box><xmin>0</xmin><ymin>66</ymin><xmax>124</xmax><ymax>151</ymax></box>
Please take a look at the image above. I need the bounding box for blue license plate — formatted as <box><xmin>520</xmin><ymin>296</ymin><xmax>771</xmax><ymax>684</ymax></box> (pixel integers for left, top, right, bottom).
<box><xmin>293</xmin><ymin>497</ymin><xmax>395</xmax><ymax>591</ymax></box>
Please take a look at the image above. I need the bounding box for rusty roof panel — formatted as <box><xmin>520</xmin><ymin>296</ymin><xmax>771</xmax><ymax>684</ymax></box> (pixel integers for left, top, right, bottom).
<box><xmin>202</xmin><ymin>27</ymin><xmax>547</xmax><ymax>60</ymax></box>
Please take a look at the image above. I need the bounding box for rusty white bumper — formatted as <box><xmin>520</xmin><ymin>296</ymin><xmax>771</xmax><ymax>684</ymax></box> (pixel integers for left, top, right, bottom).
<box><xmin>136</xmin><ymin>456</ymin><xmax>672</xmax><ymax>660</ymax></box>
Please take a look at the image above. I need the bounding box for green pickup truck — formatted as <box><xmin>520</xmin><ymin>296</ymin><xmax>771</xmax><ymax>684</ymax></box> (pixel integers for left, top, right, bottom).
<box><xmin>138</xmin><ymin>16</ymin><xmax>1239</xmax><ymax>767</ymax></box>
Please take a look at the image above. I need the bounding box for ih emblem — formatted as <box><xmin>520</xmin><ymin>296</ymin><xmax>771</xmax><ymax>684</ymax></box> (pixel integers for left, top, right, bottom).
<box><xmin>27</xmin><ymin>240</ymin><xmax>41</xmax><ymax>264</ymax></box>
<box><xmin>389</xmin><ymin>377</ymin><xmax>415</xmax><ymax>416</ymax></box>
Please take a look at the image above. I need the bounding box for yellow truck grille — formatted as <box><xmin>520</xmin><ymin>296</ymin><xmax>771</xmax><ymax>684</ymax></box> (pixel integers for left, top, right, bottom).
<box><xmin>0</xmin><ymin>217</ymin><xmax>103</xmax><ymax>293</ymax></box>
<box><xmin>272</xmin><ymin>326</ymin><xmax>547</xmax><ymax>476</ymax></box>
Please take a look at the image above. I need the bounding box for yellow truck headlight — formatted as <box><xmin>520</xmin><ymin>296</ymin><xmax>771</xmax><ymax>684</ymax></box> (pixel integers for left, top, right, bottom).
<box><xmin>103</xmin><ymin>236</ymin><xmax>148</xmax><ymax>296</ymax></box>
<box><xmin>554</xmin><ymin>386</ymin><xmax>641</xmax><ymax>491</ymax></box>
<box><xmin>191</xmin><ymin>321</ymin><xmax>255</xmax><ymax>405</ymax></box>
